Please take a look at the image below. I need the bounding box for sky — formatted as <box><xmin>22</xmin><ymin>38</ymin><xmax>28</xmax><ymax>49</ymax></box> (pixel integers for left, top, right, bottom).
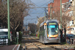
<box><xmin>24</xmin><ymin>0</ymin><xmax>53</xmax><ymax>25</ymax></box>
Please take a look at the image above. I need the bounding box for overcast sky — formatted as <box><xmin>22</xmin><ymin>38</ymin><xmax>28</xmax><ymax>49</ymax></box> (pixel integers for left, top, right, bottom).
<box><xmin>24</xmin><ymin>0</ymin><xmax>53</xmax><ymax>25</ymax></box>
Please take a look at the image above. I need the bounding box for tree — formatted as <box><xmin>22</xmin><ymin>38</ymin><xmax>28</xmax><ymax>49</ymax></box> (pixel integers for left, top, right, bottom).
<box><xmin>52</xmin><ymin>11</ymin><xmax>71</xmax><ymax>42</ymax></box>
<box><xmin>52</xmin><ymin>11</ymin><xmax>71</xmax><ymax>27</ymax></box>
<box><xmin>37</xmin><ymin>17</ymin><xmax>44</xmax><ymax>31</ymax></box>
<box><xmin>0</xmin><ymin>0</ymin><xmax>33</xmax><ymax>37</ymax></box>
<box><xmin>28</xmin><ymin>23</ymin><xmax>38</xmax><ymax>34</ymax></box>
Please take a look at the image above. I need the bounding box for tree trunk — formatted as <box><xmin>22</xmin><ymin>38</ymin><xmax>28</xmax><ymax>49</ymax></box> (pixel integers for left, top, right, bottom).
<box><xmin>64</xmin><ymin>27</ymin><xmax>66</xmax><ymax>42</ymax></box>
<box><xmin>12</xmin><ymin>19</ymin><xmax>16</xmax><ymax>38</ymax></box>
<box><xmin>60</xmin><ymin>29</ymin><xmax>63</xmax><ymax>43</ymax></box>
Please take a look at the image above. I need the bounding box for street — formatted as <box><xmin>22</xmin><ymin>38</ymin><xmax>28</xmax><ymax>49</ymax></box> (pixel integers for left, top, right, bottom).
<box><xmin>1</xmin><ymin>0</ymin><xmax>75</xmax><ymax>50</ymax></box>
<box><xmin>21</xmin><ymin>35</ymin><xmax>75</xmax><ymax>50</ymax></box>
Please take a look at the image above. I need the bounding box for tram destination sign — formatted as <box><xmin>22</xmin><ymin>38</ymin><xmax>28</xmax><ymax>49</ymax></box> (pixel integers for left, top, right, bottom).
<box><xmin>49</xmin><ymin>23</ymin><xmax>56</xmax><ymax>25</ymax></box>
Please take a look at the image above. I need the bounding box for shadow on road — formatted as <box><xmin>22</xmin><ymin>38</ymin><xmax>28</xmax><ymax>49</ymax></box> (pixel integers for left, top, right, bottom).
<box><xmin>43</xmin><ymin>43</ymin><xmax>60</xmax><ymax>45</ymax></box>
<box><xmin>22</xmin><ymin>38</ymin><xmax>39</xmax><ymax>43</ymax></box>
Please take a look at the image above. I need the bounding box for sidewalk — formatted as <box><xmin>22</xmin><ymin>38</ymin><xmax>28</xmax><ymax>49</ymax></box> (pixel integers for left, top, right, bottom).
<box><xmin>0</xmin><ymin>44</ymin><xmax>20</xmax><ymax>50</ymax></box>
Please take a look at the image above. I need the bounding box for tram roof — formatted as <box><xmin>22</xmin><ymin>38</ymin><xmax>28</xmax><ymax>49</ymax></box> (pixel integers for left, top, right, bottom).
<box><xmin>47</xmin><ymin>19</ymin><xmax>58</xmax><ymax>22</ymax></box>
<box><xmin>40</xmin><ymin>19</ymin><xmax>59</xmax><ymax>27</ymax></box>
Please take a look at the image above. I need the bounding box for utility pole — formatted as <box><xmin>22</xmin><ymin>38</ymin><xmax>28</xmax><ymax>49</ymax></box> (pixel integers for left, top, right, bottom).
<box><xmin>7</xmin><ymin>0</ymin><xmax>10</xmax><ymax>45</ymax></box>
<box><xmin>45</xmin><ymin>8</ymin><xmax>48</xmax><ymax>20</ymax></box>
<box><xmin>35</xmin><ymin>21</ymin><xmax>36</xmax><ymax>34</ymax></box>
<box><xmin>60</xmin><ymin>0</ymin><xmax>62</xmax><ymax>28</ymax></box>
<box><xmin>44</xmin><ymin>8</ymin><xmax>46</xmax><ymax>21</ymax></box>
<box><xmin>60</xmin><ymin>0</ymin><xmax>63</xmax><ymax>43</ymax></box>
<box><xmin>50</xmin><ymin>5</ymin><xmax>52</xmax><ymax>19</ymax></box>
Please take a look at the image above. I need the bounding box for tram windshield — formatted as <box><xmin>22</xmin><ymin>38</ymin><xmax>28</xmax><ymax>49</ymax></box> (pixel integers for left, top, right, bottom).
<box><xmin>47</xmin><ymin>24</ymin><xmax>58</xmax><ymax>37</ymax></box>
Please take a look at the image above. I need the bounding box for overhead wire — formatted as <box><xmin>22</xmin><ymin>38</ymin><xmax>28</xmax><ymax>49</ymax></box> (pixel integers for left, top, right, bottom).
<box><xmin>29</xmin><ymin>0</ymin><xmax>53</xmax><ymax>15</ymax></box>
<box><xmin>30</xmin><ymin>8</ymin><xmax>44</xmax><ymax>14</ymax></box>
<box><xmin>29</xmin><ymin>0</ymin><xmax>39</xmax><ymax>7</ymax></box>
<box><xmin>24</xmin><ymin>0</ymin><xmax>74</xmax><ymax>24</ymax></box>
<box><xmin>38</xmin><ymin>0</ymin><xmax>52</xmax><ymax>7</ymax></box>
<box><xmin>24</xmin><ymin>0</ymin><xmax>51</xmax><ymax>24</ymax></box>
<box><xmin>35</xmin><ymin>0</ymin><xmax>46</xmax><ymax>4</ymax></box>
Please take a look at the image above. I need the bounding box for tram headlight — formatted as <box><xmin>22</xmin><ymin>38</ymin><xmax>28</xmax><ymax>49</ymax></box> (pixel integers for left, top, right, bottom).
<box><xmin>44</xmin><ymin>23</ymin><xmax>47</xmax><ymax>26</ymax></box>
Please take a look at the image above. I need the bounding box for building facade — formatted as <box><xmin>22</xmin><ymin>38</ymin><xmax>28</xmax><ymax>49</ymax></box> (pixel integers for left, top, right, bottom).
<box><xmin>48</xmin><ymin>0</ymin><xmax>69</xmax><ymax>16</ymax></box>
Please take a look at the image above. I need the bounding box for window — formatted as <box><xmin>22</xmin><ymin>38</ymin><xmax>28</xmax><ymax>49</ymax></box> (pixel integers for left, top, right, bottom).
<box><xmin>47</xmin><ymin>25</ymin><xmax>58</xmax><ymax>36</ymax></box>
<box><xmin>72</xmin><ymin>20</ymin><xmax>74</xmax><ymax>24</ymax></box>
<box><xmin>0</xmin><ymin>32</ymin><xmax>8</xmax><ymax>39</ymax></box>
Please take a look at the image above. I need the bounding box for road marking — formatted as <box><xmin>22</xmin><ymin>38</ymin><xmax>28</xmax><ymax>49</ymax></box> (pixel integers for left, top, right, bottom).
<box><xmin>12</xmin><ymin>45</ymin><xmax>17</xmax><ymax>50</ymax></box>
<box><xmin>17</xmin><ymin>44</ymin><xmax>20</xmax><ymax>50</ymax></box>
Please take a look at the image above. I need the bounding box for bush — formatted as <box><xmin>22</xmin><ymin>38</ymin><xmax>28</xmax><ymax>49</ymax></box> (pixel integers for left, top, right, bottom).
<box><xmin>37</xmin><ymin>33</ymin><xmax>39</xmax><ymax>38</ymax></box>
<box><xmin>30</xmin><ymin>33</ymin><xmax>36</xmax><ymax>36</ymax></box>
<box><xmin>11</xmin><ymin>37</ymin><xmax>17</xmax><ymax>45</ymax></box>
<box><xmin>19</xmin><ymin>31</ymin><xmax>23</xmax><ymax>43</ymax></box>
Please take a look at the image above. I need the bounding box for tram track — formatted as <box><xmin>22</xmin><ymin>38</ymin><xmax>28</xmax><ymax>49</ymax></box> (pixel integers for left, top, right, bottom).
<box><xmin>24</xmin><ymin>43</ymin><xmax>42</xmax><ymax>50</ymax></box>
<box><xmin>23</xmin><ymin>37</ymin><xmax>42</xmax><ymax>50</ymax></box>
<box><xmin>22</xmin><ymin>36</ymin><xmax>61</xmax><ymax>50</ymax></box>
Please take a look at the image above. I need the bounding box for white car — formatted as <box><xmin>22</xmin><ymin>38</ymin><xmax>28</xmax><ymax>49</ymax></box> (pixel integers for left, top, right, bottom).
<box><xmin>0</xmin><ymin>29</ymin><xmax>12</xmax><ymax>45</ymax></box>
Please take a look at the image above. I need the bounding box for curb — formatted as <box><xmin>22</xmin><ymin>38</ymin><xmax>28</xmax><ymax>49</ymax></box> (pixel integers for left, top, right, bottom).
<box><xmin>12</xmin><ymin>44</ymin><xmax>20</xmax><ymax>50</ymax></box>
<box><xmin>17</xmin><ymin>44</ymin><xmax>20</xmax><ymax>50</ymax></box>
<box><xmin>12</xmin><ymin>45</ymin><xmax>17</xmax><ymax>50</ymax></box>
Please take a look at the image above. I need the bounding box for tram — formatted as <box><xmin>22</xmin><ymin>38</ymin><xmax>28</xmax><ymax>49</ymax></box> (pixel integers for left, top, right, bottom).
<box><xmin>39</xmin><ymin>20</ymin><xmax>61</xmax><ymax>43</ymax></box>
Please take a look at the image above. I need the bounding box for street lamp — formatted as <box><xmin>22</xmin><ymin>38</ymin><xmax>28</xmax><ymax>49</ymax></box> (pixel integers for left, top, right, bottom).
<box><xmin>7</xmin><ymin>0</ymin><xmax>10</xmax><ymax>45</ymax></box>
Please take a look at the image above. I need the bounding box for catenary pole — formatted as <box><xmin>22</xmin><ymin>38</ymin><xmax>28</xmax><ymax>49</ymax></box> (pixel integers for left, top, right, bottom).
<box><xmin>50</xmin><ymin>5</ymin><xmax>52</xmax><ymax>19</ymax></box>
<box><xmin>44</xmin><ymin>8</ymin><xmax>46</xmax><ymax>21</ymax></box>
<box><xmin>60</xmin><ymin>0</ymin><xmax>63</xmax><ymax>43</ymax></box>
<box><xmin>60</xmin><ymin>0</ymin><xmax>62</xmax><ymax>28</ymax></box>
<box><xmin>7</xmin><ymin>0</ymin><xmax>10</xmax><ymax>45</ymax></box>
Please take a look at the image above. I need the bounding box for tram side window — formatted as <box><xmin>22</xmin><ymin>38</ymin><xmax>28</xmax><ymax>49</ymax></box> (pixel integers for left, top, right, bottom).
<box><xmin>40</xmin><ymin>26</ymin><xmax>44</xmax><ymax>31</ymax></box>
<box><xmin>40</xmin><ymin>25</ymin><xmax>44</xmax><ymax>35</ymax></box>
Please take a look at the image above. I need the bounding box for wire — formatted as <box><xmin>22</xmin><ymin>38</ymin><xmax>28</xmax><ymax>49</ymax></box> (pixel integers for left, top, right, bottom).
<box><xmin>28</xmin><ymin>6</ymin><xmax>60</xmax><ymax>8</ymax></box>
<box><xmin>36</xmin><ymin>0</ymin><xmax>47</xmax><ymax>4</ymax></box>
<box><xmin>29</xmin><ymin>8</ymin><xmax>44</xmax><ymax>15</ymax></box>
<box><xmin>28</xmin><ymin>0</ymin><xmax>53</xmax><ymax>14</ymax></box>
<box><xmin>30</xmin><ymin>13</ymin><xmax>44</xmax><ymax>14</ymax></box>
<box><xmin>28</xmin><ymin>5</ymin><xmax>75</xmax><ymax>8</ymax></box>
<box><xmin>30</xmin><ymin>0</ymin><xmax>39</xmax><ymax>7</ymax></box>
<box><xmin>29</xmin><ymin>10</ymin><xmax>44</xmax><ymax>14</ymax></box>
<box><xmin>25</xmin><ymin>18</ymin><xmax>37</xmax><ymax>19</ymax></box>
<box><xmin>39</xmin><ymin>0</ymin><xmax>52</xmax><ymax>7</ymax></box>
<box><xmin>30</xmin><ymin>9</ymin><xmax>44</xmax><ymax>14</ymax></box>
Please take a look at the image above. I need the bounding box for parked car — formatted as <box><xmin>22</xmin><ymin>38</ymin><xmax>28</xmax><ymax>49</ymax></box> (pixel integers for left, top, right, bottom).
<box><xmin>0</xmin><ymin>28</ymin><xmax>12</xmax><ymax>45</ymax></box>
<box><xmin>66</xmin><ymin>34</ymin><xmax>75</xmax><ymax>39</ymax></box>
<box><xmin>63</xmin><ymin>34</ymin><xmax>75</xmax><ymax>39</ymax></box>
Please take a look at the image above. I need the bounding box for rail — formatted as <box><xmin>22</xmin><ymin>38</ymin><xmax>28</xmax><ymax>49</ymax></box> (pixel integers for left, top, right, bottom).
<box><xmin>24</xmin><ymin>38</ymin><xmax>42</xmax><ymax>50</ymax></box>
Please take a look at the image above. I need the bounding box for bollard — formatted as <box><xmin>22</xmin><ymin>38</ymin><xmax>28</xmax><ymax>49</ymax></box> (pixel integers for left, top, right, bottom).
<box><xmin>16</xmin><ymin>32</ymin><xmax>19</xmax><ymax>44</ymax></box>
<box><xmin>72</xmin><ymin>39</ymin><xmax>73</xmax><ymax>44</ymax></box>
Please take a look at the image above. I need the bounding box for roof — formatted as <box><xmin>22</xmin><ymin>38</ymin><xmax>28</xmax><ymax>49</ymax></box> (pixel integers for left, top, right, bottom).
<box><xmin>0</xmin><ymin>29</ymin><xmax>8</xmax><ymax>32</ymax></box>
<box><xmin>40</xmin><ymin>19</ymin><xmax>59</xmax><ymax>27</ymax></box>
